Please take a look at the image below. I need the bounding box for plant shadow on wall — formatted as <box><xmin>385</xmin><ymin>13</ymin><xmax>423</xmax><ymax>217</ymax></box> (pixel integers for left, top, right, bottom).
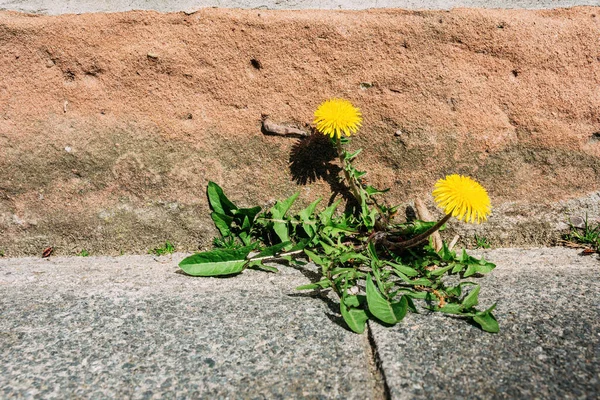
<box><xmin>178</xmin><ymin>99</ymin><xmax>500</xmax><ymax>334</ymax></box>
<box><xmin>288</xmin><ymin>132</ymin><xmax>358</xmax><ymax>212</ymax></box>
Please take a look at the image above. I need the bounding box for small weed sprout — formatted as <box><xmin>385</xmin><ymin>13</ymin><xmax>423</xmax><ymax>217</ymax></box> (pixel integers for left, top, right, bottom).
<box><xmin>150</xmin><ymin>241</ymin><xmax>176</xmax><ymax>256</ymax></box>
<box><xmin>179</xmin><ymin>99</ymin><xmax>499</xmax><ymax>333</ymax></box>
<box><xmin>78</xmin><ymin>249</ymin><xmax>90</xmax><ymax>257</ymax></box>
<box><xmin>564</xmin><ymin>214</ymin><xmax>600</xmax><ymax>253</ymax></box>
<box><xmin>474</xmin><ymin>234</ymin><xmax>491</xmax><ymax>249</ymax></box>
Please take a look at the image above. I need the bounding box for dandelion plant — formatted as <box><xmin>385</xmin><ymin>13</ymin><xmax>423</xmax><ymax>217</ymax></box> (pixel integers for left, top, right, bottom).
<box><xmin>179</xmin><ymin>99</ymin><xmax>499</xmax><ymax>334</ymax></box>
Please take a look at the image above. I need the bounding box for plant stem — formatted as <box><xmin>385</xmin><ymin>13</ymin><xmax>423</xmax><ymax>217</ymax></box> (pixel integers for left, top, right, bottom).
<box><xmin>247</xmin><ymin>249</ymin><xmax>305</xmax><ymax>262</ymax></box>
<box><xmin>336</xmin><ymin>138</ymin><xmax>362</xmax><ymax>204</ymax></box>
<box><xmin>386</xmin><ymin>213</ymin><xmax>452</xmax><ymax>249</ymax></box>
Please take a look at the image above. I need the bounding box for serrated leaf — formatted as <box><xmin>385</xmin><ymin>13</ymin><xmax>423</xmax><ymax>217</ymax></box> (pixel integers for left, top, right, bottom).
<box><xmin>322</xmin><ymin>224</ymin><xmax>358</xmax><ymax>236</ymax></box>
<box><xmin>238</xmin><ymin>215</ymin><xmax>253</xmax><ymax>245</ymax></box>
<box><xmin>351</xmin><ymin>169</ymin><xmax>367</xmax><ymax>179</ymax></box>
<box><xmin>271</xmin><ymin>192</ymin><xmax>299</xmax><ymax>217</ymax></box>
<box><xmin>298</xmin><ymin>198</ymin><xmax>321</xmax><ymax>237</ymax></box>
<box><xmin>318</xmin><ymin>240</ymin><xmax>337</xmax><ymax>255</ymax></box>
<box><xmin>463</xmin><ymin>264</ymin><xmax>478</xmax><ymax>277</ymax></box>
<box><xmin>344</xmin><ymin>148</ymin><xmax>362</xmax><ymax>161</ymax></box>
<box><xmin>179</xmin><ymin>247</ymin><xmax>253</xmax><ymax>276</ymax></box>
<box><xmin>366</xmin><ymin>275</ymin><xmax>408</xmax><ymax>324</ymax></box>
<box><xmin>364</xmin><ymin>185</ymin><xmax>390</xmax><ymax>196</ymax></box>
<box><xmin>207</xmin><ymin>181</ymin><xmax>238</xmax><ymax>216</ymax></box>
<box><xmin>340</xmin><ymin>298</ymin><xmax>369</xmax><ymax>334</ymax></box>
<box><xmin>210</xmin><ymin>212</ymin><xmax>233</xmax><ymax>237</ymax></box>
<box><xmin>270</xmin><ymin>192</ymin><xmax>299</xmax><ymax>243</ymax></box>
<box><xmin>452</xmin><ymin>262</ymin><xmax>466</xmax><ymax>274</ymax></box>
<box><xmin>462</xmin><ymin>285</ymin><xmax>480</xmax><ymax>309</ymax></box>
<box><xmin>437</xmin><ymin>241</ymin><xmax>456</xmax><ymax>261</ymax></box>
<box><xmin>319</xmin><ymin>199</ymin><xmax>341</xmax><ymax>225</ymax></box>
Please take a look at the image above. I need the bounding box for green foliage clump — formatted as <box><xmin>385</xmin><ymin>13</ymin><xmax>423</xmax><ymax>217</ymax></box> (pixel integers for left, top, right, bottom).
<box><xmin>179</xmin><ymin>135</ymin><xmax>498</xmax><ymax>333</ymax></box>
<box><xmin>563</xmin><ymin>214</ymin><xmax>600</xmax><ymax>254</ymax></box>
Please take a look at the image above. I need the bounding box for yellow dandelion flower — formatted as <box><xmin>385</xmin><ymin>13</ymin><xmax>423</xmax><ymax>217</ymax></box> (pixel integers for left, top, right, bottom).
<box><xmin>432</xmin><ymin>174</ymin><xmax>491</xmax><ymax>224</ymax></box>
<box><xmin>314</xmin><ymin>99</ymin><xmax>362</xmax><ymax>139</ymax></box>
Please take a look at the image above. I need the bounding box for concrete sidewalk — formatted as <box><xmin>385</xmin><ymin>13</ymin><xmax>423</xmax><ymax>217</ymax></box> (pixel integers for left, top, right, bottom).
<box><xmin>0</xmin><ymin>248</ymin><xmax>598</xmax><ymax>398</ymax></box>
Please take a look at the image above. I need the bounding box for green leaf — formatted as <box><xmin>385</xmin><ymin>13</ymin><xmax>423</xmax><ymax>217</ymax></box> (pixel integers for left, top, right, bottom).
<box><xmin>286</xmin><ymin>239</ymin><xmax>308</xmax><ymax>252</ymax></box>
<box><xmin>238</xmin><ymin>215</ymin><xmax>253</xmax><ymax>245</ymax></box>
<box><xmin>462</xmin><ymin>285</ymin><xmax>480</xmax><ymax>309</ymax></box>
<box><xmin>271</xmin><ymin>192</ymin><xmax>299</xmax><ymax>217</ymax></box>
<box><xmin>270</xmin><ymin>192</ymin><xmax>299</xmax><ymax>243</ymax></box>
<box><xmin>385</xmin><ymin>261</ymin><xmax>419</xmax><ymax>277</ymax></box>
<box><xmin>366</xmin><ymin>275</ymin><xmax>408</xmax><ymax>324</ymax></box>
<box><xmin>318</xmin><ymin>240</ymin><xmax>337</xmax><ymax>255</ymax></box>
<box><xmin>234</xmin><ymin>206</ymin><xmax>262</xmax><ymax>222</ymax></box>
<box><xmin>210</xmin><ymin>212</ymin><xmax>234</xmax><ymax>238</ymax></box>
<box><xmin>319</xmin><ymin>199</ymin><xmax>341</xmax><ymax>225</ymax></box>
<box><xmin>178</xmin><ymin>247</ymin><xmax>253</xmax><ymax>276</ymax></box>
<box><xmin>452</xmin><ymin>262</ymin><xmax>466</xmax><ymax>274</ymax></box>
<box><xmin>350</xmin><ymin>169</ymin><xmax>367</xmax><ymax>179</ymax></box>
<box><xmin>437</xmin><ymin>303</ymin><xmax>464</xmax><ymax>314</ymax></box>
<box><xmin>322</xmin><ymin>223</ymin><xmax>358</xmax><ymax>236</ymax></box>
<box><xmin>207</xmin><ymin>181</ymin><xmax>238</xmax><ymax>216</ymax></box>
<box><xmin>367</xmin><ymin>242</ymin><xmax>379</xmax><ymax>263</ymax></box>
<box><xmin>428</xmin><ymin>264</ymin><xmax>454</xmax><ymax>277</ymax></box>
<box><xmin>409</xmin><ymin>277</ymin><xmax>434</xmax><ymax>287</ymax></box>
<box><xmin>473</xmin><ymin>306</ymin><xmax>499</xmax><ymax>333</ymax></box>
<box><xmin>296</xmin><ymin>279</ymin><xmax>331</xmax><ymax>290</ymax></box>
<box><xmin>463</xmin><ymin>259</ymin><xmax>496</xmax><ymax>277</ymax></box>
<box><xmin>298</xmin><ymin>198</ymin><xmax>321</xmax><ymax>237</ymax></box>
<box><xmin>344</xmin><ymin>148</ymin><xmax>362</xmax><ymax>161</ymax></box>
<box><xmin>304</xmin><ymin>249</ymin><xmax>329</xmax><ymax>269</ymax></box>
<box><xmin>437</xmin><ymin>241</ymin><xmax>457</xmax><ymax>261</ymax></box>
<box><xmin>247</xmin><ymin>261</ymin><xmax>279</xmax><ymax>273</ymax></box>
<box><xmin>364</xmin><ymin>186</ymin><xmax>390</xmax><ymax>196</ymax></box>
<box><xmin>340</xmin><ymin>298</ymin><xmax>369</xmax><ymax>334</ymax></box>
<box><xmin>338</xmin><ymin>252</ymin><xmax>369</xmax><ymax>263</ymax></box>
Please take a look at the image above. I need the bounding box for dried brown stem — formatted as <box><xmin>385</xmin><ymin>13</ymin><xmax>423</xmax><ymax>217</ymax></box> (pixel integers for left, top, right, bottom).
<box><xmin>414</xmin><ymin>198</ymin><xmax>443</xmax><ymax>251</ymax></box>
<box><xmin>261</xmin><ymin>118</ymin><xmax>309</xmax><ymax>138</ymax></box>
<box><xmin>385</xmin><ymin>213</ymin><xmax>452</xmax><ymax>250</ymax></box>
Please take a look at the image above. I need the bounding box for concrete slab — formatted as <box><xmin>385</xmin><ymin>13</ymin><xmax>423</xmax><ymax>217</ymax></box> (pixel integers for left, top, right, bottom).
<box><xmin>370</xmin><ymin>248</ymin><xmax>600</xmax><ymax>399</ymax></box>
<box><xmin>0</xmin><ymin>0</ymin><xmax>599</xmax><ymax>14</ymax></box>
<box><xmin>0</xmin><ymin>254</ymin><xmax>377</xmax><ymax>398</ymax></box>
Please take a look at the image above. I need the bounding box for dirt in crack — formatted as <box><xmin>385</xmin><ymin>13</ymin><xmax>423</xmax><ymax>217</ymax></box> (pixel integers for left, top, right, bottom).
<box><xmin>364</xmin><ymin>323</ymin><xmax>391</xmax><ymax>400</ymax></box>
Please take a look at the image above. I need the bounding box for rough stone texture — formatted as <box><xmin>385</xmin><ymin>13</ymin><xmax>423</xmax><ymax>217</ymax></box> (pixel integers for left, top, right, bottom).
<box><xmin>0</xmin><ymin>254</ymin><xmax>377</xmax><ymax>398</ymax></box>
<box><xmin>1</xmin><ymin>248</ymin><xmax>598</xmax><ymax>398</ymax></box>
<box><xmin>0</xmin><ymin>8</ymin><xmax>599</xmax><ymax>255</ymax></box>
<box><xmin>370</xmin><ymin>247</ymin><xmax>600</xmax><ymax>400</ymax></box>
<box><xmin>2</xmin><ymin>0</ymin><xmax>600</xmax><ymax>14</ymax></box>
